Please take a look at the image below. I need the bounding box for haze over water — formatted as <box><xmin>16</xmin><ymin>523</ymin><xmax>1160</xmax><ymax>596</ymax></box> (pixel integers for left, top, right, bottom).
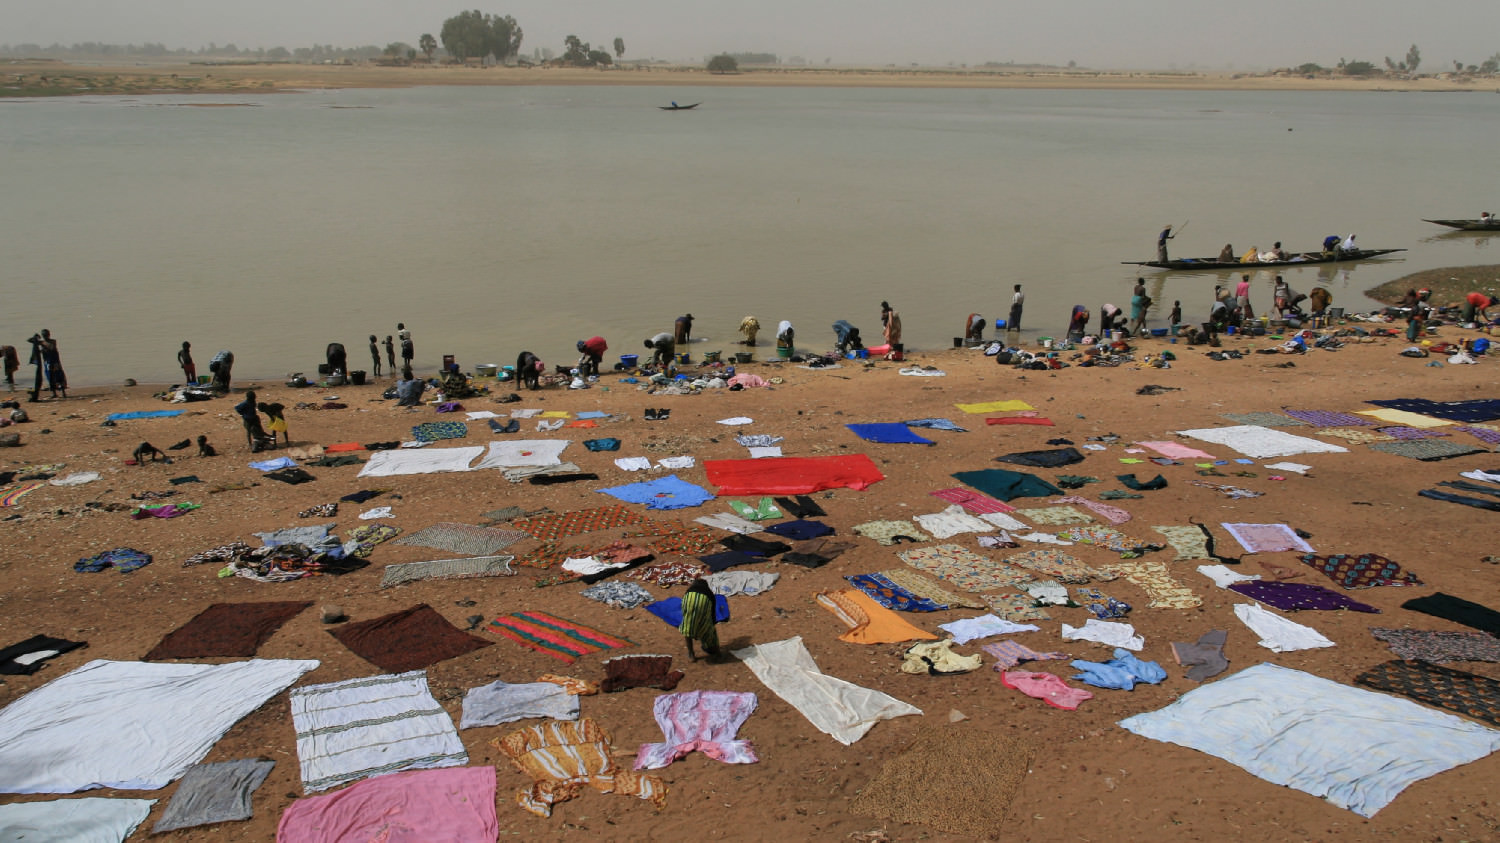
<box><xmin>3</xmin><ymin>84</ymin><xmax>1496</xmax><ymax>385</ymax></box>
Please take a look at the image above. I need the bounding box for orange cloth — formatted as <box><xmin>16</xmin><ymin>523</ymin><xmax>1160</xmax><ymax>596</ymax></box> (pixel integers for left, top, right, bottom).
<box><xmin>816</xmin><ymin>589</ymin><xmax>938</xmax><ymax>645</ymax></box>
<box><xmin>324</xmin><ymin>442</ymin><xmax>364</xmax><ymax>452</ymax></box>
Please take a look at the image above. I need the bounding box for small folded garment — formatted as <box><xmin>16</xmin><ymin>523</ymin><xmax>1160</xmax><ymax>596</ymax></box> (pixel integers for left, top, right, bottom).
<box><xmin>1001</xmin><ymin>670</ymin><xmax>1093</xmax><ymax>710</ymax></box>
<box><xmin>763</xmin><ymin>519</ymin><xmax>834</xmax><ymax>541</ymax></box>
<box><xmin>584</xmin><ymin>438</ymin><xmax>621</xmax><ymax>452</ymax></box>
<box><xmin>1171</xmin><ymin>630</ymin><xmax>1229</xmax><ymax>681</ymax></box>
<box><xmin>0</xmin><ymin>634</ymin><xmax>86</xmax><ymax>675</ymax></box>
<box><xmin>720</xmin><ymin>534</ymin><xmax>791</xmax><ymax>557</ymax></box>
<box><xmin>981</xmin><ymin>640</ymin><xmax>1069</xmax><ymax>671</ymax></box>
<box><xmin>900</xmin><ymin>640</ymin><xmax>983</xmax><ymax>675</ymax></box>
<box><xmin>1116</xmin><ymin>473</ymin><xmax>1168</xmax><ymax>491</ymax></box>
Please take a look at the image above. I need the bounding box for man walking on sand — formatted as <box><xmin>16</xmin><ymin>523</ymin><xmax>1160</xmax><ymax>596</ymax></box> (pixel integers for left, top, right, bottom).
<box><xmin>1009</xmin><ymin>284</ymin><xmax>1024</xmax><ymax>331</ymax></box>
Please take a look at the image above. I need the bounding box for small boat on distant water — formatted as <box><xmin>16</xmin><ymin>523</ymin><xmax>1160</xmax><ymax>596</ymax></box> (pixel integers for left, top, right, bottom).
<box><xmin>659</xmin><ymin>101</ymin><xmax>701</xmax><ymax>111</ymax></box>
<box><xmin>1123</xmin><ymin>248</ymin><xmax>1405</xmax><ymax>270</ymax></box>
<box><xmin>1423</xmin><ymin>218</ymin><xmax>1500</xmax><ymax>231</ymax></box>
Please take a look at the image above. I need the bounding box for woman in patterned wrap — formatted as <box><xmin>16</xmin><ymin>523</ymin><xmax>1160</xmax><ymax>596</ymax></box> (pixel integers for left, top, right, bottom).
<box><xmin>680</xmin><ymin>578</ymin><xmax>720</xmax><ymax>661</ymax></box>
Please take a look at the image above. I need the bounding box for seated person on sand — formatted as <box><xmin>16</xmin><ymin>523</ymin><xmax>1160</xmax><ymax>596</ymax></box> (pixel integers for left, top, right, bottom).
<box><xmin>395</xmin><ymin>366</ymin><xmax>425</xmax><ymax>407</ymax></box>
<box><xmin>437</xmin><ymin>364</ymin><xmax>478</xmax><ymax>399</ymax></box>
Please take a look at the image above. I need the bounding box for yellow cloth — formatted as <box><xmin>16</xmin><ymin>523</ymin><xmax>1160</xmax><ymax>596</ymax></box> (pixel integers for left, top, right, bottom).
<box><xmin>954</xmin><ymin>400</ymin><xmax>1035</xmax><ymax>414</ymax></box>
<box><xmin>1240</xmin><ymin>248</ymin><xmax>1258</xmax><ymax>263</ymax></box>
<box><xmin>539</xmin><ymin>410</ymin><xmax>571</xmax><ymax>419</ymax></box>
<box><xmin>1355</xmin><ymin>408</ymin><xmax>1454</xmax><ymax>428</ymax></box>
<box><xmin>816</xmin><ymin>589</ymin><xmax>938</xmax><ymax>645</ymax></box>
<box><xmin>494</xmin><ymin>718</ymin><xmax>666</xmax><ymax>817</ymax></box>
<box><xmin>900</xmin><ymin>640</ymin><xmax>983</xmax><ymax>675</ymax></box>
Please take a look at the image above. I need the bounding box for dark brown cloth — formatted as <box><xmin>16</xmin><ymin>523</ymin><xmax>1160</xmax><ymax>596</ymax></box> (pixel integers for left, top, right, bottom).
<box><xmin>601</xmin><ymin>654</ymin><xmax>684</xmax><ymax>693</ymax></box>
<box><xmin>143</xmin><ymin>601</ymin><xmax>311</xmax><ymax>660</ymax></box>
<box><xmin>328</xmin><ymin>604</ymin><xmax>491</xmax><ymax>673</ymax></box>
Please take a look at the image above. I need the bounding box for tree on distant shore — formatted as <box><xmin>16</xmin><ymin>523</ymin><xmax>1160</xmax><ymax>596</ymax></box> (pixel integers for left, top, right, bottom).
<box><xmin>440</xmin><ymin>10</ymin><xmax>523</xmax><ymax>63</ymax></box>
<box><xmin>614</xmin><ymin>37</ymin><xmax>625</xmax><ymax>59</ymax></box>
<box><xmin>1340</xmin><ymin>60</ymin><xmax>1377</xmax><ymax>77</ymax></box>
<box><xmin>559</xmin><ymin>35</ymin><xmax>610</xmax><ymax>67</ymax></box>
<box><xmin>419</xmin><ymin>34</ymin><xmax>437</xmax><ymax>60</ymax></box>
<box><xmin>707</xmin><ymin>54</ymin><xmax>738</xmax><ymax>74</ymax></box>
<box><xmin>1405</xmin><ymin>44</ymin><xmax>1421</xmax><ymax>75</ymax></box>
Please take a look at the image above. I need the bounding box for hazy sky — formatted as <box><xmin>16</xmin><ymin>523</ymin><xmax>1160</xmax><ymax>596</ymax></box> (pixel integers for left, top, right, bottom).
<box><xmin>4</xmin><ymin>0</ymin><xmax>1498</xmax><ymax>70</ymax></box>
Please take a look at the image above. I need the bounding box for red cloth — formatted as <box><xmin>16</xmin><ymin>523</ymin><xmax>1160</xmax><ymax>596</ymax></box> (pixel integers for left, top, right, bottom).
<box><xmin>324</xmin><ymin>442</ymin><xmax>364</xmax><ymax>453</ymax></box>
<box><xmin>582</xmin><ymin>336</ymin><xmax>608</xmax><ymax>356</ymax></box>
<box><xmin>705</xmin><ymin>455</ymin><xmax>885</xmax><ymax>495</ymax></box>
<box><xmin>986</xmin><ymin>417</ymin><xmax>1054</xmax><ymax>426</ymax></box>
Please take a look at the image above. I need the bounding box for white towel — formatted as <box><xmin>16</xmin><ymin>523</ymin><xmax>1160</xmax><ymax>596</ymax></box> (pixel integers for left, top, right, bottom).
<box><xmin>733</xmin><ymin>637</ymin><xmax>920</xmax><ymax>745</ymax></box>
<box><xmin>1061</xmin><ymin>619</ymin><xmax>1144</xmax><ymax>651</ymax></box>
<box><xmin>748</xmin><ymin>446</ymin><xmax>783</xmax><ymax>459</ymax></box>
<box><xmin>471</xmin><ymin>440</ymin><xmax>569</xmax><ymax>470</ymax></box>
<box><xmin>615</xmin><ymin>457</ymin><xmax>652</xmax><ymax>472</ymax></box>
<box><xmin>358</xmin><ymin>446</ymin><xmax>484</xmax><ymax>478</ymax></box>
<box><xmin>938</xmin><ymin>614</ymin><xmax>1040</xmax><ymax>644</ymax></box>
<box><xmin>1233</xmin><ymin>603</ymin><xmax>1334</xmax><ymax>652</ymax></box>
<box><xmin>0</xmin><ymin>798</ymin><xmax>155</xmax><ymax>843</ymax></box>
<box><xmin>1197</xmin><ymin>564</ymin><xmax>1261</xmax><ymax>589</ymax></box>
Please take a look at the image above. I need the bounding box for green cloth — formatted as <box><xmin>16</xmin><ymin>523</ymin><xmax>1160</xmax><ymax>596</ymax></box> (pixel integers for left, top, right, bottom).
<box><xmin>679</xmin><ymin>590</ymin><xmax>719</xmax><ymax>650</ymax></box>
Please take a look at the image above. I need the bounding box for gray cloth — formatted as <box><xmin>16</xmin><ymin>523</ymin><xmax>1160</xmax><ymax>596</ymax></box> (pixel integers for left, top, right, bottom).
<box><xmin>1171</xmin><ymin>629</ymin><xmax>1229</xmax><ymax>682</ymax></box>
<box><xmin>459</xmin><ymin>680</ymin><xmax>579</xmax><ymax>729</ymax></box>
<box><xmin>380</xmin><ymin>556</ymin><xmax>515</xmax><ymax>589</ymax></box>
<box><xmin>580</xmin><ymin>580</ymin><xmax>656</xmax><ymax>609</ymax></box>
<box><xmin>153</xmin><ymin>758</ymin><xmax>274</xmax><ymax>833</ymax></box>
<box><xmin>705</xmin><ymin>570</ymin><xmax>781</xmax><ymax>596</ymax></box>
<box><xmin>253</xmin><ymin>524</ymin><xmax>334</xmax><ymax>548</ymax></box>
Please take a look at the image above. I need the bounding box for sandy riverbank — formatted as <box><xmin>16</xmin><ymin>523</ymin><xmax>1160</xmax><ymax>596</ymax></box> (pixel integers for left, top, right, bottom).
<box><xmin>5</xmin><ymin>59</ymin><xmax>1499</xmax><ymax>97</ymax></box>
<box><xmin>1</xmin><ymin>329</ymin><xmax>1499</xmax><ymax>841</ymax></box>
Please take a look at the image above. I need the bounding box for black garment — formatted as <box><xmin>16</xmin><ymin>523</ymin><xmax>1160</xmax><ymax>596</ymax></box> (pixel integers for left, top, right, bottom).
<box><xmin>1401</xmin><ymin>592</ymin><xmax>1500</xmax><ymax>636</ymax></box>
<box><xmin>781</xmin><ymin>552</ymin><xmax>831</xmax><ymax>569</ymax></box>
<box><xmin>341</xmin><ymin>489</ymin><xmax>385</xmax><ymax>503</ymax></box>
<box><xmin>994</xmin><ymin>447</ymin><xmax>1085</xmax><ymax>468</ymax></box>
<box><xmin>763</xmin><ymin>519</ymin><xmax>835</xmax><ymax>541</ymax></box>
<box><xmin>775</xmin><ymin>495</ymin><xmax>827</xmax><ymax>517</ymax></box>
<box><xmin>719</xmin><ymin>534</ymin><xmax>791</xmax><ymax>557</ymax></box>
<box><xmin>326</xmin><ymin>343</ymin><xmax>347</xmax><ymax>374</ymax></box>
<box><xmin>1117</xmin><ymin>473</ymin><xmax>1169</xmax><ymax>491</ymax></box>
<box><xmin>698</xmin><ymin>551</ymin><xmax>766</xmax><ymax>572</ymax></box>
<box><xmin>0</xmin><ymin>634</ymin><xmax>86</xmax><ymax>675</ymax></box>
<box><xmin>1419</xmin><ymin>488</ymin><xmax>1500</xmax><ymax>512</ymax></box>
<box><xmin>528</xmin><ymin>473</ymin><xmax>599</xmax><ymax>485</ymax></box>
<box><xmin>265</xmin><ymin>467</ymin><xmax>316</xmax><ymax>485</ymax></box>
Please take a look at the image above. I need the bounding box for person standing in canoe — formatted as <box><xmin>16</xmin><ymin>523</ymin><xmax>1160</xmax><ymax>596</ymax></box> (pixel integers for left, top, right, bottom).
<box><xmin>1157</xmin><ymin>225</ymin><xmax>1175</xmax><ymax>263</ymax></box>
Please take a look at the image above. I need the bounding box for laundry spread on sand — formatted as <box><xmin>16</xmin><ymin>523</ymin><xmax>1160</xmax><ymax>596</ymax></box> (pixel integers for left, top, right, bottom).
<box><xmin>899</xmin><ymin>543</ymin><xmax>1035</xmax><ymax>592</ymax></box>
<box><xmin>0</xmin><ymin>634</ymin><xmax>86</xmax><ymax>675</ymax></box>
<box><xmin>1369</xmin><ymin>439</ymin><xmax>1484</xmax><ymax>461</ymax></box>
<box><xmin>143</xmin><ymin>601</ymin><xmax>310</xmax><ymax>660</ymax></box>
<box><xmin>1061</xmin><ymin>619</ymin><xmax>1144</xmax><ymax>650</ymax></box>
<box><xmin>1004</xmin><ymin>548</ymin><xmax>1115</xmax><ymax>584</ymax></box>
<box><xmin>1367</xmin><ymin>398</ymin><xmax>1500</xmax><ymax>423</ymax></box>
<box><xmin>472</xmin><ymin>439</ymin><xmax>570</xmax><ymax>469</ymax></box>
<box><xmin>706</xmin><ymin>570</ymin><xmax>780</xmax><ymax>596</ymax></box>
<box><xmin>878</xmin><ymin>568</ymin><xmax>987</xmax><ymax>609</ymax></box>
<box><xmin>930</xmin><ymin>486</ymin><xmax>1017</xmax><ymax>514</ymax></box>
<box><xmin>951</xmin><ymin>469</ymin><xmax>1062</xmax><ymax>501</ymax></box>
<box><xmin>1120</xmin><ymin>663</ymin><xmax>1500</xmax><ymax>817</ymax></box>
<box><xmin>847</xmin><ymin>423</ymin><xmax>935</xmax><ymax>445</ymax></box>
<box><xmin>396</xmin><ymin>522</ymin><xmax>530</xmax><ymax>556</ymax></box>
<box><xmin>75</xmin><ymin>547</ymin><xmax>152</xmax><ymax>573</ymax></box>
<box><xmin>695</xmin><ymin>512</ymin><xmax>764</xmax><ymax>534</ymax></box>
<box><xmin>357</xmin><ymin>445</ymin><xmax>485</xmax><ymax>477</ymax></box>
<box><xmin>1176</xmin><ymin>425</ymin><xmax>1348</xmax><ymax>459</ymax></box>
<box><xmin>290</xmin><ymin>670</ymin><xmax>466</xmax><ymax>793</ymax></box>
<box><xmin>0</xmin><ymin>482</ymin><xmax>44</xmax><ymax>507</ymax></box>
<box><xmin>938</xmin><ymin>614</ymin><xmax>1039</xmax><ymax>644</ymax></box>
<box><xmin>278</xmin><ymin>766</ymin><xmax>498</xmax><ymax>842</ymax></box>
<box><xmin>494</xmin><ymin>719</ymin><xmax>666</xmax><ymax>817</ymax></box>
<box><xmin>816</xmin><ymin>589</ymin><xmax>938</xmax><ymax>644</ymax></box>
<box><xmin>1107</xmin><ymin>559</ymin><xmax>1202</xmax><ymax>609</ymax></box>
<box><xmin>845</xmin><ymin>572</ymin><xmax>949</xmax><ymax>612</ymax></box>
<box><xmin>329</xmin><ymin>604</ymin><xmax>492</xmax><ymax>673</ymax></box>
<box><xmin>0</xmin><ymin>658</ymin><xmax>317</xmax><ymax>794</ymax></box>
<box><xmin>153</xmin><ymin>758</ymin><xmax>275</xmax><ymax>834</ymax></box>
<box><xmin>1296</xmin><ymin>552</ymin><xmax>1421</xmax><ymax>588</ymax></box>
<box><xmin>705</xmin><ymin>454</ymin><xmax>885</xmax><ymax>495</ymax></box>
<box><xmin>0</xmin><ymin>797</ymin><xmax>155</xmax><ymax>842</ymax></box>
<box><xmin>913</xmin><ymin>504</ymin><xmax>998</xmax><ymax>538</ymax></box>
<box><xmin>733</xmin><ymin>636</ymin><xmax>920</xmax><ymax>745</ymax></box>
<box><xmin>635</xmin><ymin>690</ymin><xmax>759</xmax><ymax>769</ymax></box>
<box><xmin>598</xmin><ymin>474</ymin><xmax>715</xmax><ymax>510</ymax></box>
<box><xmin>487</xmin><ymin>611</ymin><xmax>634</xmax><ymax>663</ymax></box>
<box><xmin>1222</xmin><ymin>522</ymin><xmax>1314</xmax><ymax>554</ymax></box>
<box><xmin>511</xmin><ymin>505</ymin><xmax>646</xmax><ymax>541</ymax></box>
<box><xmin>1284</xmin><ymin>409</ymin><xmax>1375</xmax><ymax>427</ymax></box>
<box><xmin>852</xmin><ymin>520</ymin><xmax>932</xmax><ymax>545</ymax></box>
<box><xmin>1370</xmin><ymin>628</ymin><xmax>1500</xmax><ymax>663</ymax></box>
<box><xmin>1232</xmin><ymin>603</ymin><xmax>1334</xmax><ymax>652</ymax></box>
<box><xmin>1135</xmin><ymin>441</ymin><xmax>1216</xmax><ymax>460</ymax></box>
<box><xmin>1401</xmin><ymin>593</ymin><xmax>1500</xmax><ymax>636</ymax></box>
<box><xmin>1221</xmin><ymin>411</ymin><xmax>1307</xmax><ymax>428</ymax></box>
<box><xmin>411</xmin><ymin>420</ymin><xmax>468</xmax><ymax>442</ymax></box>
<box><xmin>1376</xmin><ymin>425</ymin><xmax>1452</xmax><ymax>440</ymax></box>
<box><xmin>461</xmin><ymin>681</ymin><xmax>580</xmax><ymax>728</ymax></box>
<box><xmin>1356</xmin><ymin>408</ymin><xmax>1455</xmax><ymax>428</ymax></box>
<box><xmin>1002</xmin><ymin>670</ymin><xmax>1094</xmax><ymax>710</ymax></box>
<box><xmin>1355</xmin><ymin>660</ymin><xmax>1500</xmax><ymax>728</ymax></box>
<box><xmin>955</xmin><ymin>400</ymin><xmax>1035</xmax><ymax>414</ymax></box>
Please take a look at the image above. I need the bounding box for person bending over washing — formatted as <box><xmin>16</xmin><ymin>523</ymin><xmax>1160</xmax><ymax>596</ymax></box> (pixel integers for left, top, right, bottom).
<box><xmin>680</xmin><ymin>578</ymin><xmax>720</xmax><ymax>662</ymax></box>
<box><xmin>514</xmin><ymin>351</ymin><xmax>545</xmax><ymax>391</ymax></box>
<box><xmin>576</xmin><ymin>336</ymin><xmax>608</xmax><ymax>378</ymax></box>
<box><xmin>644</xmin><ymin>333</ymin><xmax>675</xmax><ymax>371</ymax></box>
<box><xmin>832</xmin><ymin>320</ymin><xmax>863</xmax><ymax>353</ymax></box>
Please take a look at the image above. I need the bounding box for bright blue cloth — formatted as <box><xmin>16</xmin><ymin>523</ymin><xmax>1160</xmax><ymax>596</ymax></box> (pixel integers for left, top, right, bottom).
<box><xmin>248</xmin><ymin>456</ymin><xmax>297</xmax><ymax>472</ymax></box>
<box><xmin>577</xmin><ymin>411</ymin><xmax>609</xmax><ymax>419</ymax></box>
<box><xmin>583</xmin><ymin>438</ymin><xmax>620</xmax><ymax>452</ymax></box>
<box><xmin>645</xmin><ymin>595</ymin><xmax>730</xmax><ymax>626</ymax></box>
<box><xmin>105</xmin><ymin>410</ymin><xmax>185</xmax><ymax>421</ymax></box>
<box><xmin>846</xmin><ymin>423</ymin><xmax>935</xmax><ymax>445</ymax></box>
<box><xmin>597</xmin><ymin>474</ymin><xmax>715</xmax><ymax>510</ymax></box>
<box><xmin>1071</xmin><ymin>649</ymin><xmax>1167</xmax><ymax>690</ymax></box>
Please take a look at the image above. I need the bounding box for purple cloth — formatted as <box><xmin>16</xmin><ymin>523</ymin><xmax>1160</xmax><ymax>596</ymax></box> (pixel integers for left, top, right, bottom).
<box><xmin>1456</xmin><ymin>426</ymin><xmax>1500</xmax><ymax>446</ymax></box>
<box><xmin>1376</xmin><ymin>426</ymin><xmax>1450</xmax><ymax>440</ymax></box>
<box><xmin>1285</xmin><ymin>409</ymin><xmax>1374</xmax><ymax>427</ymax></box>
<box><xmin>1228</xmin><ymin>580</ymin><xmax>1380</xmax><ymax>613</ymax></box>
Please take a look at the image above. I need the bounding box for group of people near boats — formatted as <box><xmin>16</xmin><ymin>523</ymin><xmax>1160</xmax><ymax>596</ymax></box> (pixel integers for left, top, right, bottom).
<box><xmin>1158</xmin><ymin>222</ymin><xmax>1366</xmax><ymax>265</ymax></box>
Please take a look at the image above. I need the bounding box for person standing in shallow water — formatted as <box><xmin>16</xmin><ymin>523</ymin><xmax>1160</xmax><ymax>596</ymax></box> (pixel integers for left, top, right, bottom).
<box><xmin>398</xmin><ymin>323</ymin><xmax>414</xmax><ymax>370</ymax></box>
<box><xmin>177</xmin><ymin>341</ymin><xmax>196</xmax><ymax>386</ymax></box>
<box><xmin>1009</xmin><ymin>284</ymin><xmax>1024</xmax><ymax>331</ymax></box>
<box><xmin>383</xmin><ymin>336</ymin><xmax>395</xmax><ymax>375</ymax></box>
<box><xmin>368</xmin><ymin>335</ymin><xmax>382</xmax><ymax>378</ymax></box>
<box><xmin>39</xmin><ymin>330</ymin><xmax>66</xmax><ymax>399</ymax></box>
<box><xmin>680</xmin><ymin>578</ymin><xmax>720</xmax><ymax>662</ymax></box>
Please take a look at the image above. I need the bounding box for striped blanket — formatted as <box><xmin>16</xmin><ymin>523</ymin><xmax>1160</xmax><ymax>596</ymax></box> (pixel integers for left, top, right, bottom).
<box><xmin>487</xmin><ymin>612</ymin><xmax>633</xmax><ymax>663</ymax></box>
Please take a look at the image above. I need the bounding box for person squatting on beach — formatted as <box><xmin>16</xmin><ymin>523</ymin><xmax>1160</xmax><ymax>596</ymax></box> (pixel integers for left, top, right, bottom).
<box><xmin>235</xmin><ymin>389</ymin><xmax>269</xmax><ymax>451</ymax></box>
<box><xmin>1067</xmin><ymin>306</ymin><xmax>1090</xmax><ymax>342</ymax></box>
<box><xmin>644</xmin><ymin>333</ymin><xmax>675</xmax><ymax>371</ymax></box>
<box><xmin>776</xmin><ymin>321</ymin><xmax>795</xmax><ymax>351</ymax></box>
<box><xmin>1461</xmin><ymin>292</ymin><xmax>1497</xmax><ymax>328</ymax></box>
<box><xmin>576</xmin><ymin>336</ymin><xmax>608</xmax><ymax>379</ymax></box>
<box><xmin>680</xmin><ymin>578</ymin><xmax>720</xmax><ymax>662</ymax></box>
<box><xmin>258</xmin><ymin>400</ymin><xmax>289</xmax><ymax>446</ymax></box>
<box><xmin>965</xmin><ymin>313</ymin><xmax>988</xmax><ymax>343</ymax></box>
<box><xmin>177</xmin><ymin>341</ymin><xmax>196</xmax><ymax>386</ymax></box>
<box><xmin>368</xmin><ymin>335</ymin><xmax>382</xmax><ymax>378</ymax></box>
<box><xmin>514</xmin><ymin>351</ymin><xmax>545</xmax><ymax>391</ymax></box>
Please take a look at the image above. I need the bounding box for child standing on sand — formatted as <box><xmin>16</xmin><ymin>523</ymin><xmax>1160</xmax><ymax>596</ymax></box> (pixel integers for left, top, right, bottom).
<box><xmin>368</xmin><ymin>335</ymin><xmax>382</xmax><ymax>378</ymax></box>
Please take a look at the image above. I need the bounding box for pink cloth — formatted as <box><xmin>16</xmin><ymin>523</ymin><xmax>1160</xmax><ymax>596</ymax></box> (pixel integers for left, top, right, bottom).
<box><xmin>986</xmin><ymin>417</ymin><xmax>1054</xmax><ymax>426</ymax></box>
<box><xmin>982</xmin><ymin>640</ymin><xmax>1070</xmax><ymax>671</ymax></box>
<box><xmin>727</xmin><ymin>373</ymin><xmax>769</xmax><ymax>389</ymax></box>
<box><xmin>1137</xmin><ymin>441</ymin><xmax>1216</xmax><ymax>460</ymax></box>
<box><xmin>276</xmin><ymin>766</ymin><xmax>498</xmax><ymax>842</ymax></box>
<box><xmin>1000</xmin><ymin>670</ymin><xmax>1093</xmax><ymax>710</ymax></box>
<box><xmin>1050</xmin><ymin>496</ymin><xmax>1132</xmax><ymax>525</ymax></box>
<box><xmin>929</xmin><ymin>487</ymin><xmax>1017</xmax><ymax>514</ymax></box>
<box><xmin>635</xmin><ymin>690</ymin><xmax>759</xmax><ymax>770</ymax></box>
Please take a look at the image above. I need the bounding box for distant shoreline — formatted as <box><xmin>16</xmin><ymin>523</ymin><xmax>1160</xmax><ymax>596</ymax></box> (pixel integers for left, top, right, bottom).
<box><xmin>5</xmin><ymin>59</ymin><xmax>1500</xmax><ymax>97</ymax></box>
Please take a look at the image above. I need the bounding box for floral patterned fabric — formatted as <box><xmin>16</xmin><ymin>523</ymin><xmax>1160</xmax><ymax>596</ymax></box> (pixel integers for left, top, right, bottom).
<box><xmin>898</xmin><ymin>544</ymin><xmax>1034</xmax><ymax>592</ymax></box>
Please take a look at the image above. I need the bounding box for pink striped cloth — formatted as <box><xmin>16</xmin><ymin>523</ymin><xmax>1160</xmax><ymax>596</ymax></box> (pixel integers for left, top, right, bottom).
<box><xmin>635</xmin><ymin>690</ymin><xmax>759</xmax><ymax>770</ymax></box>
<box><xmin>982</xmin><ymin>640</ymin><xmax>1070</xmax><ymax>671</ymax></box>
<box><xmin>931</xmin><ymin>487</ymin><xmax>1017</xmax><ymax>514</ymax></box>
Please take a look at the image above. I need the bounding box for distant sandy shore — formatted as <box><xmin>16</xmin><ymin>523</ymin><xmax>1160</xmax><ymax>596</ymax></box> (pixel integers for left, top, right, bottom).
<box><xmin>5</xmin><ymin>59</ymin><xmax>1500</xmax><ymax>96</ymax></box>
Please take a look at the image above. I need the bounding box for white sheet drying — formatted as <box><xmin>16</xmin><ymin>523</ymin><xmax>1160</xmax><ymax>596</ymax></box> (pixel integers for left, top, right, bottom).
<box><xmin>1175</xmin><ymin>425</ymin><xmax>1348</xmax><ymax>459</ymax></box>
<box><xmin>733</xmin><ymin>636</ymin><xmax>919</xmax><ymax>745</ymax></box>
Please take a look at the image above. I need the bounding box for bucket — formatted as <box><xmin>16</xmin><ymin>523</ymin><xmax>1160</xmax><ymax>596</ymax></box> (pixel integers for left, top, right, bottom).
<box><xmin>703</xmin><ymin>350</ymin><xmax>721</xmax><ymax>363</ymax></box>
<box><xmin>676</xmin><ymin>352</ymin><xmax>691</xmax><ymax>364</ymax></box>
<box><xmin>1037</xmin><ymin>336</ymin><xmax>1054</xmax><ymax>347</ymax></box>
<box><xmin>1151</xmin><ymin>328</ymin><xmax>1168</xmax><ymax>337</ymax></box>
<box><xmin>474</xmin><ymin>364</ymin><xmax>498</xmax><ymax>378</ymax></box>
<box><xmin>1226</xmin><ymin>326</ymin><xmax>1237</xmax><ymax>335</ymax></box>
<box><xmin>776</xmin><ymin>346</ymin><xmax>794</xmax><ymax>359</ymax></box>
<box><xmin>197</xmin><ymin>375</ymin><xmax>211</xmax><ymax>385</ymax></box>
<box><xmin>952</xmin><ymin>337</ymin><xmax>964</xmax><ymax>348</ymax></box>
<box><xmin>735</xmin><ymin>352</ymin><xmax>753</xmax><ymax>364</ymax></box>
<box><xmin>350</xmin><ymin>370</ymin><xmax>367</xmax><ymax>385</ymax></box>
<box><xmin>1328</xmin><ymin>307</ymin><xmax>1345</xmax><ymax>319</ymax></box>
<box><xmin>994</xmin><ymin>319</ymin><xmax>1007</xmax><ymax>329</ymax></box>
<box><xmin>317</xmin><ymin>363</ymin><xmax>332</xmax><ymax>375</ymax></box>
<box><xmin>620</xmin><ymin>354</ymin><xmax>639</xmax><ymax>368</ymax></box>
